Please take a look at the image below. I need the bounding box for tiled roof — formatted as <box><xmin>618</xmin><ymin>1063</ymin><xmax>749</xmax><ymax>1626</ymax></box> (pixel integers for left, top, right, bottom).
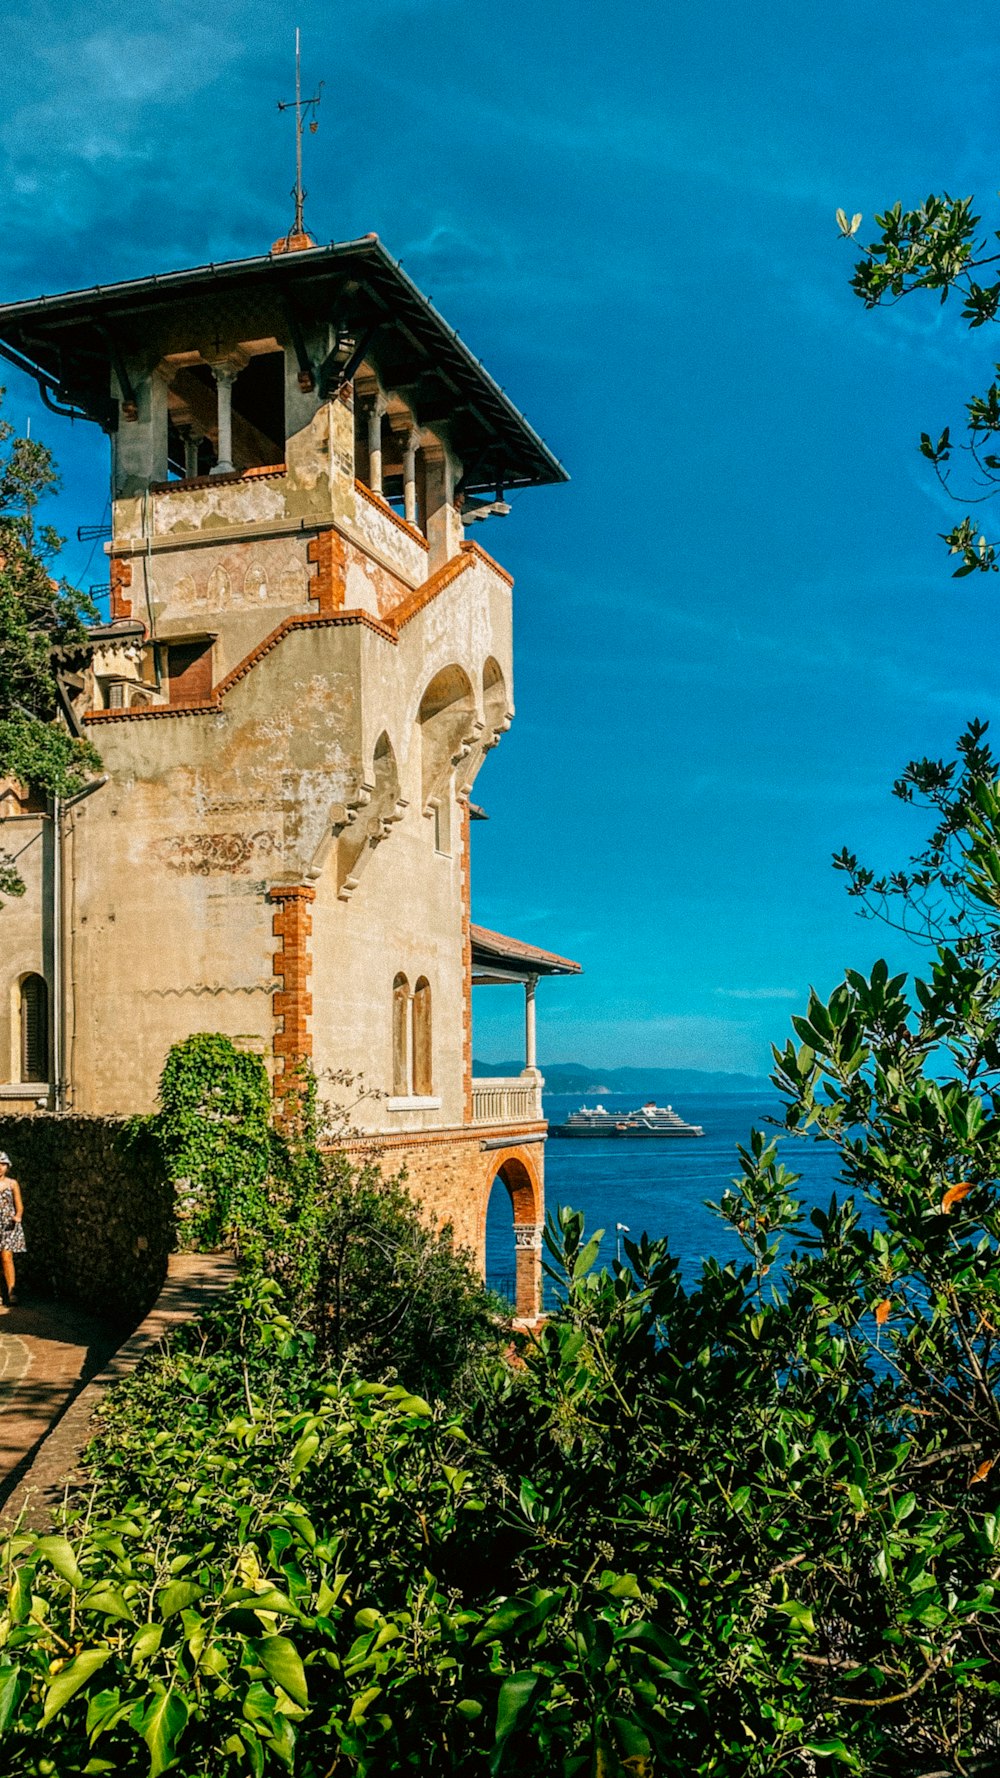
<box><xmin>470</xmin><ymin>924</ymin><xmax>582</xmax><ymax>977</ymax></box>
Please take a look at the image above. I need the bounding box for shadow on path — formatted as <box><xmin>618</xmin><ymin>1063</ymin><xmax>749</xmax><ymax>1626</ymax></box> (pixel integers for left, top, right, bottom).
<box><xmin>0</xmin><ymin>1298</ymin><xmax>120</xmax><ymax>1510</ymax></box>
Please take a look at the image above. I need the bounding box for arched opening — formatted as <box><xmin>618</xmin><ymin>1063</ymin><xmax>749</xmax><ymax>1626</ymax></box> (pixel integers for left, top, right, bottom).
<box><xmin>19</xmin><ymin>974</ymin><xmax>49</xmax><ymax>1083</ymax></box>
<box><xmin>484</xmin><ymin>1154</ymin><xmax>541</xmax><ymax>1318</ymax></box>
<box><xmin>485</xmin><ymin>1172</ymin><xmax>515</xmax><ymax>1303</ymax></box>
<box><xmin>412</xmin><ymin>977</ymin><xmax>432</xmax><ymax>1096</ymax></box>
<box><xmin>417</xmin><ymin>665</ymin><xmax>477</xmax><ymax>811</ymax></box>
<box><xmin>392</xmin><ymin>973</ymin><xmax>410</xmax><ymax>1095</ymax></box>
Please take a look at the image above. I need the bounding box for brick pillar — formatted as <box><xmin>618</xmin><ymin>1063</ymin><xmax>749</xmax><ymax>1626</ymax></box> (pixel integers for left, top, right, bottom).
<box><xmin>268</xmin><ymin>885</ymin><xmax>316</xmax><ymax>1109</ymax></box>
<box><xmin>306</xmin><ymin>528</ymin><xmax>346</xmax><ymax>615</ymax></box>
<box><xmin>460</xmin><ymin>799</ymin><xmax>473</xmax><ymax>1122</ymax></box>
<box><xmin>109</xmin><ymin>557</ymin><xmax>133</xmax><ymax>620</ymax></box>
<box><xmin>514</xmin><ymin>1222</ymin><xmax>543</xmax><ymax>1319</ymax></box>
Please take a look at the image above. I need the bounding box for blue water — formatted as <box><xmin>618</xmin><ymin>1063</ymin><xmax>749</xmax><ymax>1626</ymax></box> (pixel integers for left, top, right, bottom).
<box><xmin>484</xmin><ymin>1091</ymin><xmax>847</xmax><ymax>1296</ymax></box>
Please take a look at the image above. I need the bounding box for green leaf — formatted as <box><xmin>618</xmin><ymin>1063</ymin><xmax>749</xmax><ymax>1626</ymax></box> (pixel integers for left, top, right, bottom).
<box><xmin>41</xmin><ymin>1649</ymin><xmax>112</xmax><ymax>1726</ymax></box>
<box><xmin>774</xmin><ymin>1600</ymin><xmax>816</xmax><ymax>1635</ymax></box>
<box><xmin>491</xmin><ymin>1671</ymin><xmax>540</xmax><ymax>1771</ymax></box>
<box><xmin>35</xmin><ymin>1535</ymin><xmax>84</xmax><ymax>1589</ymax></box>
<box><xmin>289</xmin><ymin>1433</ymin><xmax>320</xmax><ymax>1479</ymax></box>
<box><xmin>131</xmin><ymin>1623</ymin><xmax>164</xmax><ymax>1663</ymax></box>
<box><xmin>254</xmin><ymin>1635</ymin><xmax>309</xmax><ymax>1709</ymax></box>
<box><xmin>83</xmin><ymin>1588</ymin><xmax>135</xmax><ymax>1623</ymax></box>
<box><xmin>803</xmin><ymin>1739</ymin><xmax>857</xmax><ymax>1764</ymax></box>
<box><xmin>392</xmin><ymin>1392</ymin><xmax>433</xmax><ymax>1417</ymax></box>
<box><xmin>7</xmin><ymin>1569</ymin><xmax>31</xmax><ymax>1625</ymax></box>
<box><xmin>572</xmin><ymin>1233</ymin><xmax>603</xmax><ymax>1279</ymax></box>
<box><xmin>0</xmin><ymin>1664</ymin><xmax>21</xmax><ymax>1734</ymax></box>
<box><xmin>156</xmin><ymin>1581</ymin><xmax>205</xmax><ymax>1620</ymax></box>
<box><xmin>140</xmin><ymin>1685</ymin><xmax>189</xmax><ymax>1778</ymax></box>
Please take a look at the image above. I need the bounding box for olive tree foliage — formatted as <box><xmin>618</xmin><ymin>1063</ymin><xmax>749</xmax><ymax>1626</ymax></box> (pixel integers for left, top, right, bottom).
<box><xmin>0</xmin><ymin>394</ymin><xmax>100</xmax><ymax>900</ymax></box>
<box><xmin>11</xmin><ymin>753</ymin><xmax>1000</xmax><ymax>1774</ymax></box>
<box><xmin>840</xmin><ymin>191</ymin><xmax>1000</xmax><ymax>577</ymax></box>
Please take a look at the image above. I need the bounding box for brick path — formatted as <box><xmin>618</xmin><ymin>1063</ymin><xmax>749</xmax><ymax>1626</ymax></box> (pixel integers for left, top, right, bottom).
<box><xmin>0</xmin><ymin>1298</ymin><xmax>119</xmax><ymax>1509</ymax></box>
<box><xmin>0</xmin><ymin>1254</ymin><xmax>237</xmax><ymax>1526</ymax></box>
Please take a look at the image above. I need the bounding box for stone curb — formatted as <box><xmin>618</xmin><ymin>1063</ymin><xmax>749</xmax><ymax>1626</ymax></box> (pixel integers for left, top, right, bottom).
<box><xmin>1</xmin><ymin>1250</ymin><xmax>237</xmax><ymax>1531</ymax></box>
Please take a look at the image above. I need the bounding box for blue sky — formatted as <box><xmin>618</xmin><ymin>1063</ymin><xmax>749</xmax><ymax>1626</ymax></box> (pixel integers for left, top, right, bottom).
<box><xmin>2</xmin><ymin>0</ymin><xmax>999</xmax><ymax>1073</ymax></box>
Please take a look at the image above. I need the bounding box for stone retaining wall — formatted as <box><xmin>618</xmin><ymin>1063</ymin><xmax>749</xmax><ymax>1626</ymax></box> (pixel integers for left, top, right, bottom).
<box><xmin>0</xmin><ymin>1115</ymin><xmax>173</xmax><ymax>1323</ymax></box>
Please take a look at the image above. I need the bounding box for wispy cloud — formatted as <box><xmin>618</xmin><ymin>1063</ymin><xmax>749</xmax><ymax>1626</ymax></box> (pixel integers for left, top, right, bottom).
<box><xmin>715</xmin><ymin>987</ymin><xmax>798</xmax><ymax>1001</ymax></box>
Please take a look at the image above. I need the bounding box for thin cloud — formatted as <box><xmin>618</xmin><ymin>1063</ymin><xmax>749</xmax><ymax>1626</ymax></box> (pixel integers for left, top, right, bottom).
<box><xmin>715</xmin><ymin>987</ymin><xmax>798</xmax><ymax>1002</ymax></box>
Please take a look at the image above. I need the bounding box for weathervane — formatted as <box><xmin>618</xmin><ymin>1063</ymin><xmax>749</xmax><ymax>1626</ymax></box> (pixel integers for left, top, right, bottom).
<box><xmin>274</xmin><ymin>28</ymin><xmax>323</xmax><ymax>252</ymax></box>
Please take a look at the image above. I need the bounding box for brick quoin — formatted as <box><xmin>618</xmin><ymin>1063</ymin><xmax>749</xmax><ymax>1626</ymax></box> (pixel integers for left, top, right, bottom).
<box><xmin>268</xmin><ymin>886</ymin><xmax>316</xmax><ymax>1109</ymax></box>
<box><xmin>109</xmin><ymin>558</ymin><xmax>133</xmax><ymax>621</ymax></box>
<box><xmin>306</xmin><ymin>530</ymin><xmax>347</xmax><ymax>616</ymax></box>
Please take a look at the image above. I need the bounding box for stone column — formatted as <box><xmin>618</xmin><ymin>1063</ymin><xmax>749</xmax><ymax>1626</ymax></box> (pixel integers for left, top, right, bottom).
<box><xmin>180</xmin><ymin>428</ymin><xmax>202</xmax><ymax>480</ymax></box>
<box><xmin>211</xmin><ymin>364</ymin><xmax>238</xmax><ymax>475</ymax></box>
<box><xmin>366</xmin><ymin>396</ymin><xmax>387</xmax><ymax>494</ymax></box>
<box><xmin>403</xmin><ymin>428</ymin><xmax>419</xmax><ymax>525</ymax></box>
<box><xmin>423</xmin><ymin>438</ymin><xmax>463</xmax><ymax>571</ymax></box>
<box><xmin>514</xmin><ymin>1222</ymin><xmax>543</xmax><ymax>1319</ymax></box>
<box><xmin>524</xmin><ymin>973</ymin><xmax>538</xmax><ymax>1071</ymax></box>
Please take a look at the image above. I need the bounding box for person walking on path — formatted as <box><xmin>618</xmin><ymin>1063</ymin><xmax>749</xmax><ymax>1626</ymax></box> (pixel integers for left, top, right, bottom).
<box><xmin>0</xmin><ymin>1154</ymin><xmax>25</xmax><ymax>1308</ymax></box>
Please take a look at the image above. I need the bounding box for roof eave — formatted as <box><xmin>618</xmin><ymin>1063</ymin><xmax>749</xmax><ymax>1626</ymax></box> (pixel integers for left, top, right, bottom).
<box><xmin>0</xmin><ymin>236</ymin><xmax>569</xmax><ymax>490</ymax></box>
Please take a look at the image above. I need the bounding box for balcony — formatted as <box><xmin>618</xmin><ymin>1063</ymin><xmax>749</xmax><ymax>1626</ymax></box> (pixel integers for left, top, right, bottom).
<box><xmin>471</xmin><ymin>1075</ymin><xmax>544</xmax><ymax>1126</ymax></box>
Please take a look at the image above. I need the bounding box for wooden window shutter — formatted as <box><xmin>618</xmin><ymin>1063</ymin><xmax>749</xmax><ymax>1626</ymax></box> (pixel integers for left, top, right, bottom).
<box><xmin>20</xmin><ymin>975</ymin><xmax>49</xmax><ymax>1082</ymax></box>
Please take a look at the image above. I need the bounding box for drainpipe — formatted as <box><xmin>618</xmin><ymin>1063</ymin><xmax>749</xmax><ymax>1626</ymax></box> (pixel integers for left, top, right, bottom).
<box><xmin>52</xmin><ymin>776</ymin><xmax>108</xmax><ymax>1112</ymax></box>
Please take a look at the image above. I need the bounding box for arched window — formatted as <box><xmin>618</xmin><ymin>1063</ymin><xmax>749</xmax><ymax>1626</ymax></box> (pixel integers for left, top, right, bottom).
<box><xmin>412</xmin><ymin>977</ymin><xmax>432</xmax><ymax>1097</ymax></box>
<box><xmin>19</xmin><ymin>975</ymin><xmax>49</xmax><ymax>1083</ymax></box>
<box><xmin>392</xmin><ymin>974</ymin><xmax>410</xmax><ymax>1096</ymax></box>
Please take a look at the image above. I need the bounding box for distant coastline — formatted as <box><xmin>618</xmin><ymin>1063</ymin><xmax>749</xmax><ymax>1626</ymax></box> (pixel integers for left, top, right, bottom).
<box><xmin>473</xmin><ymin>1061</ymin><xmax>771</xmax><ymax>1096</ymax></box>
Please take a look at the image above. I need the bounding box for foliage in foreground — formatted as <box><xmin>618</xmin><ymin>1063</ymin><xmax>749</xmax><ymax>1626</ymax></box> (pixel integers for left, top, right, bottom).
<box><xmin>0</xmin><ymin>396</ymin><xmax>101</xmax><ymax>900</ymax></box>
<box><xmin>6</xmin><ymin>731</ymin><xmax>1000</xmax><ymax>1772</ymax></box>
<box><xmin>844</xmin><ymin>184</ymin><xmax>1000</xmax><ymax>581</ymax></box>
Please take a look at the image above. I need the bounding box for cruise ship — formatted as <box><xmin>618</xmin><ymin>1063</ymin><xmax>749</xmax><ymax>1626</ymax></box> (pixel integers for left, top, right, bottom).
<box><xmin>550</xmin><ymin>1102</ymin><xmax>705</xmax><ymax>1139</ymax></box>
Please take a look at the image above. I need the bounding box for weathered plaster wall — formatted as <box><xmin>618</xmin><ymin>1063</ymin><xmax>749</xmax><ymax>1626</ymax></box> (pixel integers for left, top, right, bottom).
<box><xmin>0</xmin><ymin>804</ymin><xmax>51</xmax><ymax>1110</ymax></box>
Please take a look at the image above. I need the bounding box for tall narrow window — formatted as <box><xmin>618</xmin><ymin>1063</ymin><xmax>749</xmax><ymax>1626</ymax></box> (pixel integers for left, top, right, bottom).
<box><xmin>20</xmin><ymin>975</ymin><xmax>49</xmax><ymax>1082</ymax></box>
<box><xmin>412</xmin><ymin>977</ymin><xmax>432</xmax><ymax>1097</ymax></box>
<box><xmin>392</xmin><ymin>974</ymin><xmax>410</xmax><ymax>1096</ymax></box>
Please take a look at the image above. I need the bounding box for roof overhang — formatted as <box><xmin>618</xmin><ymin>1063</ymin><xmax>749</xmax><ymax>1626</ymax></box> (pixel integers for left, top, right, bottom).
<box><xmin>470</xmin><ymin>923</ymin><xmax>582</xmax><ymax>983</ymax></box>
<box><xmin>0</xmin><ymin>236</ymin><xmax>569</xmax><ymax>495</ymax></box>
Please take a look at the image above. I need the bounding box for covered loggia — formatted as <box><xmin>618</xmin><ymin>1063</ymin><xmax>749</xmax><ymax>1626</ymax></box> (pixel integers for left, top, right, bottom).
<box><xmin>472</xmin><ymin>926</ymin><xmax>581</xmax><ymax>1312</ymax></box>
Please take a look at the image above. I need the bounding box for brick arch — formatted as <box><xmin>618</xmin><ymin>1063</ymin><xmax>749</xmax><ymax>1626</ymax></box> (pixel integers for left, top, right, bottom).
<box><xmin>482</xmin><ymin>1145</ymin><xmax>543</xmax><ymax>1320</ymax></box>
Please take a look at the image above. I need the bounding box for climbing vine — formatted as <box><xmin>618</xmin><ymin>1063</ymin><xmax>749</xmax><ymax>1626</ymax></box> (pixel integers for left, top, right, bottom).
<box><xmin>150</xmin><ymin>1033</ymin><xmax>275</xmax><ymax>1251</ymax></box>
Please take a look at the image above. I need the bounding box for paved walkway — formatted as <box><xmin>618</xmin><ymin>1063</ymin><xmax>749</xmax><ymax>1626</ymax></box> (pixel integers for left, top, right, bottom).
<box><xmin>0</xmin><ymin>1254</ymin><xmax>238</xmax><ymax>1526</ymax></box>
<box><xmin>0</xmin><ymin>1298</ymin><xmax>119</xmax><ymax>1509</ymax></box>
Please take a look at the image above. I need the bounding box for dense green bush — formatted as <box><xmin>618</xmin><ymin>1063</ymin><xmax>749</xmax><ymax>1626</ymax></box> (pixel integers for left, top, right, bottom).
<box><xmin>7</xmin><ymin>729</ymin><xmax>1000</xmax><ymax>1772</ymax></box>
<box><xmin>150</xmin><ymin>1034</ymin><xmax>504</xmax><ymax>1401</ymax></box>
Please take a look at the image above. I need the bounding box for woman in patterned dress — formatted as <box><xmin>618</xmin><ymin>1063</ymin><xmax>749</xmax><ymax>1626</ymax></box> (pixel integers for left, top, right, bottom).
<box><xmin>0</xmin><ymin>1153</ymin><xmax>25</xmax><ymax>1307</ymax></box>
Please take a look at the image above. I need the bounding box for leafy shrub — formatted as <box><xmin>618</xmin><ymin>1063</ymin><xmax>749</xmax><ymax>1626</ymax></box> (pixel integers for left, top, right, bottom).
<box><xmin>8</xmin><ymin>729</ymin><xmax>1000</xmax><ymax>1772</ymax></box>
<box><xmin>150</xmin><ymin>1036</ymin><xmax>504</xmax><ymax>1402</ymax></box>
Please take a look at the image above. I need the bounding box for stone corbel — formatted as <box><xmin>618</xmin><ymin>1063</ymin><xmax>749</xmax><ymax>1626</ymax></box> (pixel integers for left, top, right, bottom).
<box><xmin>333</xmin><ymin>777</ymin><xmax>408</xmax><ymax>901</ymax></box>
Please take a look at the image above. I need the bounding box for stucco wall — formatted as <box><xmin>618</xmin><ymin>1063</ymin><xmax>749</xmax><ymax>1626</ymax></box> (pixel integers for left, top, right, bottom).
<box><xmin>1</xmin><ymin>806</ymin><xmax>51</xmax><ymax>1109</ymax></box>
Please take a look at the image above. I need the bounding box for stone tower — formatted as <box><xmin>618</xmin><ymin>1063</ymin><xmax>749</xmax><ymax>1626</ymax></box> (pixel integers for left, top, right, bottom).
<box><xmin>0</xmin><ymin>234</ymin><xmax>578</xmax><ymax>1315</ymax></box>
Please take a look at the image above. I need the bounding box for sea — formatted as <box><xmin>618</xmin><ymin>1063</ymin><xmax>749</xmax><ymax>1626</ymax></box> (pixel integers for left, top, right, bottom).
<box><xmin>484</xmin><ymin>1090</ymin><xmax>848</xmax><ymax>1301</ymax></box>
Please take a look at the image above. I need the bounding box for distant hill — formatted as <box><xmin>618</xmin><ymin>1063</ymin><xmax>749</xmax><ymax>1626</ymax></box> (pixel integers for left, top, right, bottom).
<box><xmin>473</xmin><ymin>1061</ymin><xmax>771</xmax><ymax>1096</ymax></box>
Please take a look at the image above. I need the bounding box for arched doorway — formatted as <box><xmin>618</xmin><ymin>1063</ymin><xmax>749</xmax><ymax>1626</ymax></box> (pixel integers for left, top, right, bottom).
<box><xmin>483</xmin><ymin>1152</ymin><xmax>541</xmax><ymax>1319</ymax></box>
